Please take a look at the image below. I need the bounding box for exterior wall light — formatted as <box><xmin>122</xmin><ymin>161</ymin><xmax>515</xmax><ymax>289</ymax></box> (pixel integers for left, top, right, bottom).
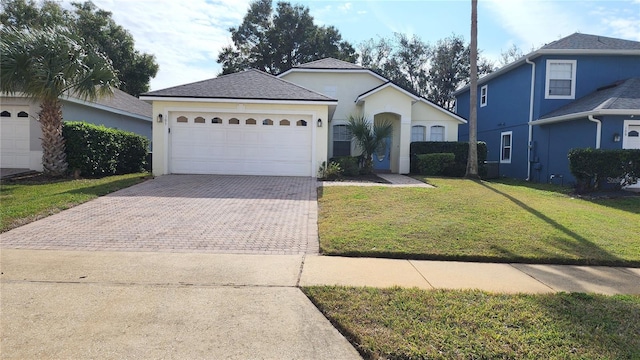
<box><xmin>613</xmin><ymin>133</ymin><xmax>621</xmax><ymax>142</ymax></box>
<box><xmin>157</xmin><ymin>114</ymin><xmax>163</xmax><ymax>123</ymax></box>
<box><xmin>317</xmin><ymin>118</ymin><xmax>322</xmax><ymax>127</ymax></box>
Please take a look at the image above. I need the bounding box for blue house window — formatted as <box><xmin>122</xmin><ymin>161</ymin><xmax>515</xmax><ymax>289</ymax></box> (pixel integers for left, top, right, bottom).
<box><xmin>500</xmin><ymin>131</ymin><xmax>512</xmax><ymax>163</ymax></box>
<box><xmin>545</xmin><ymin>60</ymin><xmax>576</xmax><ymax>99</ymax></box>
<box><xmin>480</xmin><ymin>85</ymin><xmax>488</xmax><ymax>107</ymax></box>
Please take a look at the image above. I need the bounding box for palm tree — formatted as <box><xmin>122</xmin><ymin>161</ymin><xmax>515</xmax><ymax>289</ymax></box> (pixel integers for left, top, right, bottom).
<box><xmin>0</xmin><ymin>26</ymin><xmax>119</xmax><ymax>176</ymax></box>
<box><xmin>465</xmin><ymin>0</ymin><xmax>480</xmax><ymax>179</ymax></box>
<box><xmin>346</xmin><ymin>114</ymin><xmax>393</xmax><ymax>174</ymax></box>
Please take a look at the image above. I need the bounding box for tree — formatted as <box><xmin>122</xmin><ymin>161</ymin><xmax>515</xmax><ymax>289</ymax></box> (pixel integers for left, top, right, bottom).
<box><xmin>465</xmin><ymin>0</ymin><xmax>479</xmax><ymax>179</ymax></box>
<box><xmin>0</xmin><ymin>26</ymin><xmax>120</xmax><ymax>176</ymax></box>
<box><xmin>0</xmin><ymin>0</ymin><xmax>158</xmax><ymax>96</ymax></box>
<box><xmin>218</xmin><ymin>0</ymin><xmax>357</xmax><ymax>75</ymax></box>
<box><xmin>499</xmin><ymin>43</ymin><xmax>524</xmax><ymax>67</ymax></box>
<box><xmin>346</xmin><ymin>114</ymin><xmax>393</xmax><ymax>174</ymax></box>
<box><xmin>427</xmin><ymin>34</ymin><xmax>493</xmax><ymax>110</ymax></box>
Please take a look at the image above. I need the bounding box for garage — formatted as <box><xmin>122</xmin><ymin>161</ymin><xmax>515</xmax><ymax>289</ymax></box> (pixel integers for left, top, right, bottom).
<box><xmin>169</xmin><ymin>112</ymin><xmax>313</xmax><ymax>176</ymax></box>
<box><xmin>141</xmin><ymin>69</ymin><xmax>335</xmax><ymax>178</ymax></box>
<box><xmin>0</xmin><ymin>106</ymin><xmax>31</xmax><ymax>168</ymax></box>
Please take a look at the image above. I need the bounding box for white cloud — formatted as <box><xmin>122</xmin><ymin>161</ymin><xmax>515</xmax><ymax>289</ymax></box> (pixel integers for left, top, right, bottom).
<box><xmin>481</xmin><ymin>0</ymin><xmax>595</xmax><ymax>50</ymax></box>
<box><xmin>338</xmin><ymin>2</ymin><xmax>353</xmax><ymax>12</ymax></box>
<box><xmin>64</xmin><ymin>0</ymin><xmax>251</xmax><ymax>91</ymax></box>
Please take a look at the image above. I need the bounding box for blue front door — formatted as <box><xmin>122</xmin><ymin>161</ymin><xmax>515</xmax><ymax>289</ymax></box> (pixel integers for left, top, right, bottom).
<box><xmin>373</xmin><ymin>136</ymin><xmax>391</xmax><ymax>171</ymax></box>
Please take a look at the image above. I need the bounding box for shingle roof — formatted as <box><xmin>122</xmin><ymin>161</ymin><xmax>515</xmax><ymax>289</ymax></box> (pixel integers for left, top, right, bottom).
<box><xmin>94</xmin><ymin>88</ymin><xmax>152</xmax><ymax>118</ymax></box>
<box><xmin>540</xmin><ymin>78</ymin><xmax>640</xmax><ymax>119</ymax></box>
<box><xmin>540</xmin><ymin>33</ymin><xmax>640</xmax><ymax>51</ymax></box>
<box><xmin>141</xmin><ymin>69</ymin><xmax>335</xmax><ymax>101</ymax></box>
<box><xmin>294</xmin><ymin>57</ymin><xmax>365</xmax><ymax>69</ymax></box>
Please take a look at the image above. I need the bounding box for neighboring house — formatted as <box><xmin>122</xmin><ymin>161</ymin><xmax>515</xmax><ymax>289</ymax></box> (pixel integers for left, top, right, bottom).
<box><xmin>0</xmin><ymin>88</ymin><xmax>152</xmax><ymax>171</ymax></box>
<box><xmin>454</xmin><ymin>33</ymin><xmax>640</xmax><ymax>185</ymax></box>
<box><xmin>141</xmin><ymin>58</ymin><xmax>465</xmax><ymax>178</ymax></box>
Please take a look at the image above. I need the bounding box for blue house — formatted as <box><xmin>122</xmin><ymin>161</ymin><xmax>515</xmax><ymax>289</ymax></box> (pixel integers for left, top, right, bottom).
<box><xmin>453</xmin><ymin>33</ymin><xmax>640</xmax><ymax>185</ymax></box>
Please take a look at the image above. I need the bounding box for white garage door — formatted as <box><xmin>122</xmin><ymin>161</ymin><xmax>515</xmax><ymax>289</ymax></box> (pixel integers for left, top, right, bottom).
<box><xmin>169</xmin><ymin>113</ymin><xmax>313</xmax><ymax>176</ymax></box>
<box><xmin>0</xmin><ymin>107</ymin><xmax>31</xmax><ymax>168</ymax></box>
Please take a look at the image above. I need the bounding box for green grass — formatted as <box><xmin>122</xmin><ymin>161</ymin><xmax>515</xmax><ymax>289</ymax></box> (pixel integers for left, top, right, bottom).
<box><xmin>304</xmin><ymin>286</ymin><xmax>640</xmax><ymax>360</ymax></box>
<box><xmin>0</xmin><ymin>173</ymin><xmax>150</xmax><ymax>232</ymax></box>
<box><xmin>318</xmin><ymin>177</ymin><xmax>640</xmax><ymax>266</ymax></box>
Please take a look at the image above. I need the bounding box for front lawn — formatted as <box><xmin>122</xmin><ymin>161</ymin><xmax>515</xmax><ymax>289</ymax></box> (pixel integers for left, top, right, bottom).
<box><xmin>0</xmin><ymin>172</ymin><xmax>150</xmax><ymax>232</ymax></box>
<box><xmin>303</xmin><ymin>286</ymin><xmax>640</xmax><ymax>360</ymax></box>
<box><xmin>318</xmin><ymin>177</ymin><xmax>640</xmax><ymax>266</ymax></box>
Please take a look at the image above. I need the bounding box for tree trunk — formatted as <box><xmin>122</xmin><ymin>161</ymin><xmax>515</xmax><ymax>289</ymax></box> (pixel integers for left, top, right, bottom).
<box><xmin>466</xmin><ymin>0</ymin><xmax>480</xmax><ymax>179</ymax></box>
<box><xmin>39</xmin><ymin>98</ymin><xmax>68</xmax><ymax>176</ymax></box>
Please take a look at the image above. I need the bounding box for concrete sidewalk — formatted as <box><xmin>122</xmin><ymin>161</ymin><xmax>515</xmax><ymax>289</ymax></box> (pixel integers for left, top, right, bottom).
<box><xmin>300</xmin><ymin>255</ymin><xmax>640</xmax><ymax>295</ymax></box>
<box><xmin>2</xmin><ymin>250</ymin><xmax>639</xmax><ymax>359</ymax></box>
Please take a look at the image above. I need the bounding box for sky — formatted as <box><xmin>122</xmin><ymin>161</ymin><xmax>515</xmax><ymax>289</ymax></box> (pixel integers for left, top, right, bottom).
<box><xmin>63</xmin><ymin>0</ymin><xmax>640</xmax><ymax>92</ymax></box>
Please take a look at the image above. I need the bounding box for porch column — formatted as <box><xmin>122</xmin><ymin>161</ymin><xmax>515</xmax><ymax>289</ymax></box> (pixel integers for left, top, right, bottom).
<box><xmin>399</xmin><ymin>115</ymin><xmax>411</xmax><ymax>174</ymax></box>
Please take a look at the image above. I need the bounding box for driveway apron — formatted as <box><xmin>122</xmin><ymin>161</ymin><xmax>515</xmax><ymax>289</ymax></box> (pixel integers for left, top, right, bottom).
<box><xmin>0</xmin><ymin>175</ymin><xmax>319</xmax><ymax>254</ymax></box>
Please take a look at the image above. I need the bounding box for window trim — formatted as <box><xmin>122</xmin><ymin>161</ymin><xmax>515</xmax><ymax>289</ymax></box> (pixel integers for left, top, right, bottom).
<box><xmin>545</xmin><ymin>59</ymin><xmax>577</xmax><ymax>100</ymax></box>
<box><xmin>480</xmin><ymin>85</ymin><xmax>488</xmax><ymax>107</ymax></box>
<box><xmin>500</xmin><ymin>131</ymin><xmax>513</xmax><ymax>164</ymax></box>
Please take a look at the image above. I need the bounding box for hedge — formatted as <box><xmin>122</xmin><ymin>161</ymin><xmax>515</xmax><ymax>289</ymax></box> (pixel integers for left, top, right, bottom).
<box><xmin>330</xmin><ymin>156</ymin><xmax>361</xmax><ymax>177</ymax></box>
<box><xmin>410</xmin><ymin>141</ymin><xmax>487</xmax><ymax>177</ymax></box>
<box><xmin>63</xmin><ymin>121</ymin><xmax>150</xmax><ymax>177</ymax></box>
<box><xmin>415</xmin><ymin>153</ymin><xmax>456</xmax><ymax>176</ymax></box>
<box><xmin>568</xmin><ymin>148</ymin><xmax>640</xmax><ymax>192</ymax></box>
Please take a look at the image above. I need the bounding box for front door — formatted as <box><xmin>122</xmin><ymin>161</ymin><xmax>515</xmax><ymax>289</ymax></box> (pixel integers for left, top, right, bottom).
<box><xmin>622</xmin><ymin>121</ymin><xmax>640</xmax><ymax>190</ymax></box>
<box><xmin>373</xmin><ymin>136</ymin><xmax>391</xmax><ymax>171</ymax></box>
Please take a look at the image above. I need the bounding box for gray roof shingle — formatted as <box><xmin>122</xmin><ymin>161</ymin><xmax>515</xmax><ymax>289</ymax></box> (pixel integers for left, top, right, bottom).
<box><xmin>540</xmin><ymin>78</ymin><xmax>640</xmax><ymax>119</ymax></box>
<box><xmin>141</xmin><ymin>69</ymin><xmax>335</xmax><ymax>101</ymax></box>
<box><xmin>294</xmin><ymin>57</ymin><xmax>365</xmax><ymax>69</ymax></box>
<box><xmin>94</xmin><ymin>88</ymin><xmax>152</xmax><ymax>118</ymax></box>
<box><xmin>541</xmin><ymin>33</ymin><xmax>640</xmax><ymax>51</ymax></box>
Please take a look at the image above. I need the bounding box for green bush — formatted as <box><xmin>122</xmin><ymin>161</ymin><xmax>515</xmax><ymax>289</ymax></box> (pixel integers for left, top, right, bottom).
<box><xmin>416</xmin><ymin>153</ymin><xmax>456</xmax><ymax>175</ymax></box>
<box><xmin>410</xmin><ymin>142</ymin><xmax>487</xmax><ymax>177</ymax></box>
<box><xmin>568</xmin><ymin>148</ymin><xmax>640</xmax><ymax>192</ymax></box>
<box><xmin>63</xmin><ymin>121</ymin><xmax>149</xmax><ymax>177</ymax></box>
<box><xmin>331</xmin><ymin>156</ymin><xmax>360</xmax><ymax>177</ymax></box>
<box><xmin>318</xmin><ymin>161</ymin><xmax>342</xmax><ymax>180</ymax></box>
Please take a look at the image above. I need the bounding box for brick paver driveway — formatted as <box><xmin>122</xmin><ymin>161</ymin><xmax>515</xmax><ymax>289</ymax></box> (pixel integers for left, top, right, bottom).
<box><xmin>1</xmin><ymin>175</ymin><xmax>318</xmax><ymax>254</ymax></box>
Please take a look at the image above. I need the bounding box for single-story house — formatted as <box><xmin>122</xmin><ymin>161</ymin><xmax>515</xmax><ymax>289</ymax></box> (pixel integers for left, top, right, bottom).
<box><xmin>141</xmin><ymin>58</ymin><xmax>466</xmax><ymax>177</ymax></box>
<box><xmin>0</xmin><ymin>88</ymin><xmax>152</xmax><ymax>171</ymax></box>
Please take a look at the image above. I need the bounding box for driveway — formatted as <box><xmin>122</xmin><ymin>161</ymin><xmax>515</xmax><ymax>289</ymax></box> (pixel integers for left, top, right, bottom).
<box><xmin>0</xmin><ymin>175</ymin><xmax>319</xmax><ymax>254</ymax></box>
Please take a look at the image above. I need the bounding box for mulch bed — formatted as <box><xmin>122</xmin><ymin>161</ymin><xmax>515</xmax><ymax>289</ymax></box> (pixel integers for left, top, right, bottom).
<box><xmin>319</xmin><ymin>173</ymin><xmax>390</xmax><ymax>184</ymax></box>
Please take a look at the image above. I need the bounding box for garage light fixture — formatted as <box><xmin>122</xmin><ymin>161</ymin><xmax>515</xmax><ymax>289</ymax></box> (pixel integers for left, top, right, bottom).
<box><xmin>613</xmin><ymin>133</ymin><xmax>621</xmax><ymax>142</ymax></box>
<box><xmin>317</xmin><ymin>118</ymin><xmax>322</xmax><ymax>127</ymax></box>
<box><xmin>157</xmin><ymin>114</ymin><xmax>163</xmax><ymax>123</ymax></box>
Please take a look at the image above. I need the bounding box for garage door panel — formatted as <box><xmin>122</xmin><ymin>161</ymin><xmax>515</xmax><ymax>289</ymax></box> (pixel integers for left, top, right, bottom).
<box><xmin>1</xmin><ymin>107</ymin><xmax>31</xmax><ymax>168</ymax></box>
<box><xmin>170</xmin><ymin>113</ymin><xmax>313</xmax><ymax>177</ymax></box>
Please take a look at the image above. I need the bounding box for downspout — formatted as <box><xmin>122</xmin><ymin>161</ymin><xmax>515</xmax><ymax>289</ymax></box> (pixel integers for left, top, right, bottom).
<box><xmin>525</xmin><ymin>57</ymin><xmax>535</xmax><ymax>181</ymax></box>
<box><xmin>588</xmin><ymin>115</ymin><xmax>602</xmax><ymax>149</ymax></box>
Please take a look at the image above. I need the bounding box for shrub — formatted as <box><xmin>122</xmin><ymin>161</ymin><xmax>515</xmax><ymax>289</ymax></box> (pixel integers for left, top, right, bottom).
<box><xmin>410</xmin><ymin>142</ymin><xmax>487</xmax><ymax>177</ymax></box>
<box><xmin>318</xmin><ymin>161</ymin><xmax>342</xmax><ymax>180</ymax></box>
<box><xmin>63</xmin><ymin>121</ymin><xmax>149</xmax><ymax>177</ymax></box>
<box><xmin>568</xmin><ymin>148</ymin><xmax>640</xmax><ymax>192</ymax></box>
<box><xmin>416</xmin><ymin>153</ymin><xmax>456</xmax><ymax>175</ymax></box>
<box><xmin>331</xmin><ymin>156</ymin><xmax>360</xmax><ymax>177</ymax></box>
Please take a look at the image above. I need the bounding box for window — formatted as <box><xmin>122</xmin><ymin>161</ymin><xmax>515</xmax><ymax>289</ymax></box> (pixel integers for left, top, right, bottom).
<box><xmin>246</xmin><ymin>118</ymin><xmax>256</xmax><ymax>125</ymax></box>
<box><xmin>279</xmin><ymin>119</ymin><xmax>290</xmax><ymax>126</ymax></box>
<box><xmin>262</xmin><ymin>119</ymin><xmax>273</xmax><ymax>125</ymax></box>
<box><xmin>194</xmin><ymin>116</ymin><xmax>205</xmax><ymax>124</ymax></box>
<box><xmin>629</xmin><ymin>130</ymin><xmax>639</xmax><ymax>137</ymax></box>
<box><xmin>211</xmin><ymin>117</ymin><xmax>222</xmax><ymax>124</ymax></box>
<box><xmin>1</xmin><ymin>111</ymin><xmax>11</xmax><ymax>117</ymax></box>
<box><xmin>296</xmin><ymin>120</ymin><xmax>307</xmax><ymax>127</ymax></box>
<box><xmin>411</xmin><ymin>125</ymin><xmax>426</xmax><ymax>142</ymax></box>
<box><xmin>430</xmin><ymin>125</ymin><xmax>445</xmax><ymax>141</ymax></box>
<box><xmin>176</xmin><ymin>116</ymin><xmax>188</xmax><ymax>123</ymax></box>
<box><xmin>500</xmin><ymin>131</ymin><xmax>512</xmax><ymax>163</ymax></box>
<box><xmin>333</xmin><ymin>124</ymin><xmax>352</xmax><ymax>156</ymax></box>
<box><xmin>480</xmin><ymin>85</ymin><xmax>488</xmax><ymax>107</ymax></box>
<box><xmin>545</xmin><ymin>60</ymin><xmax>576</xmax><ymax>99</ymax></box>
<box><xmin>17</xmin><ymin>111</ymin><xmax>29</xmax><ymax>117</ymax></box>
<box><xmin>229</xmin><ymin>118</ymin><xmax>239</xmax><ymax>125</ymax></box>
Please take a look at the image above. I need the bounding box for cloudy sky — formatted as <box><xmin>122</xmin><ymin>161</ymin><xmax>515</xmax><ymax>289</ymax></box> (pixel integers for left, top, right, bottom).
<box><xmin>65</xmin><ymin>0</ymin><xmax>640</xmax><ymax>91</ymax></box>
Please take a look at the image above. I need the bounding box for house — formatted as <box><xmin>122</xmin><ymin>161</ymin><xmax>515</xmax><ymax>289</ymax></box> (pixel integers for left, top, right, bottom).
<box><xmin>141</xmin><ymin>58</ymin><xmax>466</xmax><ymax>177</ymax></box>
<box><xmin>453</xmin><ymin>33</ymin><xmax>640</xmax><ymax>185</ymax></box>
<box><xmin>0</xmin><ymin>89</ymin><xmax>152</xmax><ymax>172</ymax></box>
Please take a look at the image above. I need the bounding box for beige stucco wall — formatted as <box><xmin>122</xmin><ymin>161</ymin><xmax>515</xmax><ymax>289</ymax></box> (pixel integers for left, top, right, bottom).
<box><xmin>411</xmin><ymin>101</ymin><xmax>463</xmax><ymax>141</ymax></box>
<box><xmin>151</xmin><ymin>100</ymin><xmax>329</xmax><ymax>177</ymax></box>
